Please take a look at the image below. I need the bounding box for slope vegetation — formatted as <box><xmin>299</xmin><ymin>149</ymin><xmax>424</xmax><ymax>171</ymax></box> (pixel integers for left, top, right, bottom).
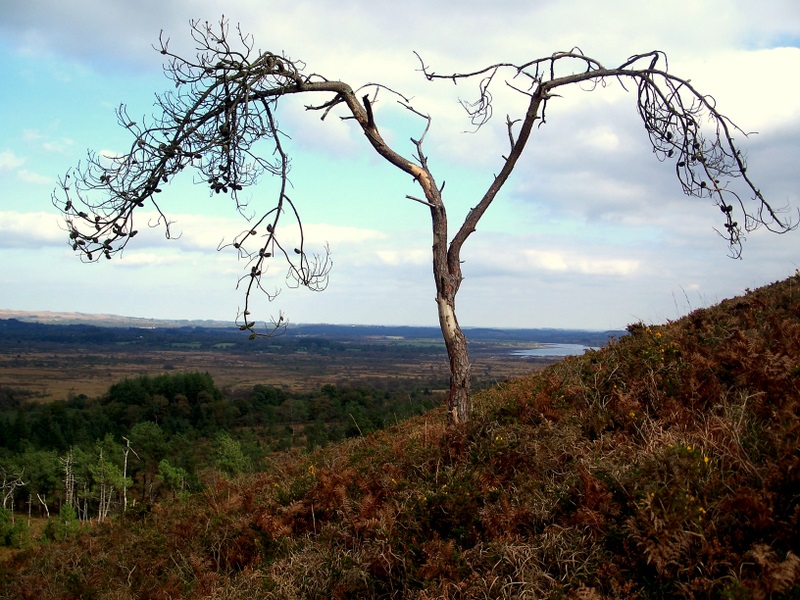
<box><xmin>3</xmin><ymin>274</ymin><xmax>799</xmax><ymax>598</ymax></box>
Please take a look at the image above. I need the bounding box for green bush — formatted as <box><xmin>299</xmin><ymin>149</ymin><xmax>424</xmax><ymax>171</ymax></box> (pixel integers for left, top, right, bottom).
<box><xmin>42</xmin><ymin>503</ymin><xmax>80</xmax><ymax>542</ymax></box>
<box><xmin>0</xmin><ymin>507</ymin><xmax>29</xmax><ymax>548</ymax></box>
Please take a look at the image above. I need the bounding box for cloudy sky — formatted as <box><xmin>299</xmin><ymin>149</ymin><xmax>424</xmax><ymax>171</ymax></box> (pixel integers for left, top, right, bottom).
<box><xmin>1</xmin><ymin>0</ymin><xmax>798</xmax><ymax>330</ymax></box>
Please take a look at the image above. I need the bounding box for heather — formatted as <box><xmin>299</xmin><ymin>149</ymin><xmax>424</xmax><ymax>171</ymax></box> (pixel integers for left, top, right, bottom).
<box><xmin>2</xmin><ymin>274</ymin><xmax>799</xmax><ymax>598</ymax></box>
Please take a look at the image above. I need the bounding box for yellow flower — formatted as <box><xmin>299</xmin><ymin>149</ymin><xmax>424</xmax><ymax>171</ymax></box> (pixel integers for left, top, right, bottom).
<box><xmin>704</xmin><ymin>455</ymin><xmax>710</xmax><ymax>464</ymax></box>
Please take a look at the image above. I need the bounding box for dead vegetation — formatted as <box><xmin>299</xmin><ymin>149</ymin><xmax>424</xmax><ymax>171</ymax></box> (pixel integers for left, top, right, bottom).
<box><xmin>2</xmin><ymin>273</ymin><xmax>799</xmax><ymax>598</ymax></box>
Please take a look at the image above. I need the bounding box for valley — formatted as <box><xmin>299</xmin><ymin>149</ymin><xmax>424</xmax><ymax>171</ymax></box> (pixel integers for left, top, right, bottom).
<box><xmin>0</xmin><ymin>317</ymin><xmax>619</xmax><ymax>403</ymax></box>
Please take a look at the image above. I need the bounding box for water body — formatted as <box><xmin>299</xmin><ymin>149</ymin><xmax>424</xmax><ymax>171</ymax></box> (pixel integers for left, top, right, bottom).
<box><xmin>511</xmin><ymin>343</ymin><xmax>598</xmax><ymax>358</ymax></box>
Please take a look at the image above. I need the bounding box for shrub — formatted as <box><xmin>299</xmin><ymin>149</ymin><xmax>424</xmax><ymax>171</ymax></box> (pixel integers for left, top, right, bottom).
<box><xmin>42</xmin><ymin>504</ymin><xmax>80</xmax><ymax>543</ymax></box>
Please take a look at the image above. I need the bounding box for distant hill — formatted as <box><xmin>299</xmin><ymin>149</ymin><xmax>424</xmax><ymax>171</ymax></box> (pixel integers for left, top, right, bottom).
<box><xmin>0</xmin><ymin>309</ymin><xmax>623</xmax><ymax>347</ymax></box>
<box><xmin>0</xmin><ymin>309</ymin><xmax>231</xmax><ymax>329</ymax></box>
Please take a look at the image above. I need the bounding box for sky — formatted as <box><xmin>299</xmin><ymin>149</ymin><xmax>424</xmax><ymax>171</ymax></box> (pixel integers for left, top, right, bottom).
<box><xmin>0</xmin><ymin>0</ymin><xmax>798</xmax><ymax>331</ymax></box>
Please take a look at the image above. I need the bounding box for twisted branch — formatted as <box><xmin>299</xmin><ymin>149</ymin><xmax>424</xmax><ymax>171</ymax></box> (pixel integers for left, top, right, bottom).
<box><xmin>417</xmin><ymin>49</ymin><xmax>796</xmax><ymax>259</ymax></box>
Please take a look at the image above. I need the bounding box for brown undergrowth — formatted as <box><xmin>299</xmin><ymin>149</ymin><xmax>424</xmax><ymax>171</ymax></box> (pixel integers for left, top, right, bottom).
<box><xmin>2</xmin><ymin>274</ymin><xmax>799</xmax><ymax>598</ymax></box>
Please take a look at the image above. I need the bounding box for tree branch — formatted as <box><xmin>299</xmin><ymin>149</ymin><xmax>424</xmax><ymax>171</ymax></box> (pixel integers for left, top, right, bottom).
<box><xmin>424</xmin><ymin>50</ymin><xmax>795</xmax><ymax>263</ymax></box>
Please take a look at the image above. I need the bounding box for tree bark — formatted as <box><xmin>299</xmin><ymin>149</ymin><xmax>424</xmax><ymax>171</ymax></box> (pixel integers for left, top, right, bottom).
<box><xmin>428</xmin><ymin>191</ymin><xmax>471</xmax><ymax>424</ymax></box>
<box><xmin>438</xmin><ymin>294</ymin><xmax>471</xmax><ymax>424</ymax></box>
<box><xmin>336</xmin><ymin>91</ymin><xmax>475</xmax><ymax>423</ymax></box>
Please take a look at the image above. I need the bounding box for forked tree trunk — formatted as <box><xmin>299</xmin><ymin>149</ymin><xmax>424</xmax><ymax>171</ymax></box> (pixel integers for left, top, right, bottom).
<box><xmin>308</xmin><ymin>89</ymin><xmax>479</xmax><ymax>423</ymax></box>
<box><xmin>430</xmin><ymin>195</ymin><xmax>471</xmax><ymax>424</ymax></box>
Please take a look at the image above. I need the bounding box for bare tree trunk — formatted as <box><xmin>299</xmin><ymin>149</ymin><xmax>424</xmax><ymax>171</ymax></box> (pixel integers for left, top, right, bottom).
<box><xmin>122</xmin><ymin>441</ymin><xmax>129</xmax><ymax>512</ymax></box>
<box><xmin>427</xmin><ymin>89</ymin><xmax>550</xmax><ymax>424</ymax></box>
<box><xmin>61</xmin><ymin>450</ymin><xmax>75</xmax><ymax>508</ymax></box>
<box><xmin>81</xmin><ymin>491</ymin><xmax>88</xmax><ymax>522</ymax></box>
<box><xmin>121</xmin><ymin>437</ymin><xmax>139</xmax><ymax>513</ymax></box>
<box><xmin>430</xmin><ymin>193</ymin><xmax>471</xmax><ymax>424</ymax></box>
<box><xmin>1</xmin><ymin>469</ymin><xmax>25</xmax><ymax>511</ymax></box>
<box><xmin>36</xmin><ymin>493</ymin><xmax>50</xmax><ymax>519</ymax></box>
<box><xmin>438</xmin><ymin>295</ymin><xmax>471</xmax><ymax>424</ymax></box>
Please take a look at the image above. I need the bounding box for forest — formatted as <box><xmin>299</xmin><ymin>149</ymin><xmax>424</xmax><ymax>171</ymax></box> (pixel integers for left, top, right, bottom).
<box><xmin>0</xmin><ymin>370</ymin><xmax>441</xmax><ymax>540</ymax></box>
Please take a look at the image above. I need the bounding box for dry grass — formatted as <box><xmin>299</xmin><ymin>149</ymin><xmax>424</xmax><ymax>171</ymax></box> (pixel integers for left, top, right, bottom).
<box><xmin>2</xmin><ymin>273</ymin><xmax>800</xmax><ymax>598</ymax></box>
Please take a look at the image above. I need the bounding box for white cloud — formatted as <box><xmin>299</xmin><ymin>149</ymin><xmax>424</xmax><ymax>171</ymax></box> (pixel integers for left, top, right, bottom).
<box><xmin>674</xmin><ymin>47</ymin><xmax>800</xmax><ymax>132</ymax></box>
<box><xmin>112</xmin><ymin>252</ymin><xmax>183</xmax><ymax>268</ymax></box>
<box><xmin>523</xmin><ymin>249</ymin><xmax>641</xmax><ymax>276</ymax></box>
<box><xmin>0</xmin><ymin>211</ymin><xmax>64</xmax><ymax>248</ymax></box>
<box><xmin>38</xmin><ymin>208</ymin><xmax>390</xmax><ymax>258</ymax></box>
<box><xmin>41</xmin><ymin>138</ymin><xmax>75</xmax><ymax>154</ymax></box>
<box><xmin>0</xmin><ymin>150</ymin><xmax>25</xmax><ymax>170</ymax></box>
<box><xmin>96</xmin><ymin>148</ymin><xmax>124</xmax><ymax>161</ymax></box>
<box><xmin>163</xmin><ymin>213</ymin><xmax>387</xmax><ymax>251</ymax></box>
<box><xmin>22</xmin><ymin>130</ymin><xmax>44</xmax><ymax>142</ymax></box>
<box><xmin>302</xmin><ymin>223</ymin><xmax>386</xmax><ymax>245</ymax></box>
<box><xmin>18</xmin><ymin>169</ymin><xmax>52</xmax><ymax>185</ymax></box>
<box><xmin>524</xmin><ymin>250</ymin><xmax>569</xmax><ymax>272</ymax></box>
<box><xmin>582</xmin><ymin>126</ymin><xmax>622</xmax><ymax>153</ymax></box>
<box><xmin>375</xmin><ymin>248</ymin><xmax>429</xmax><ymax>266</ymax></box>
<box><xmin>22</xmin><ymin>129</ymin><xmax>44</xmax><ymax>142</ymax></box>
<box><xmin>19</xmin><ymin>129</ymin><xmax>76</xmax><ymax>155</ymax></box>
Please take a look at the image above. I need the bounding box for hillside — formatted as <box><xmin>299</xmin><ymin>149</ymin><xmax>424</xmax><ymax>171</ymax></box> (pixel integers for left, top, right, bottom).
<box><xmin>2</xmin><ymin>274</ymin><xmax>799</xmax><ymax>598</ymax></box>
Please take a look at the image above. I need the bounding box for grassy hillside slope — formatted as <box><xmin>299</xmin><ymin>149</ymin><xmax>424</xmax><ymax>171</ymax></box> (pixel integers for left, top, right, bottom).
<box><xmin>2</xmin><ymin>274</ymin><xmax>799</xmax><ymax>598</ymax></box>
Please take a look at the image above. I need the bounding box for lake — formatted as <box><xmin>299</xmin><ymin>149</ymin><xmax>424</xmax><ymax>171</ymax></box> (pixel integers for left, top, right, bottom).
<box><xmin>511</xmin><ymin>343</ymin><xmax>598</xmax><ymax>357</ymax></box>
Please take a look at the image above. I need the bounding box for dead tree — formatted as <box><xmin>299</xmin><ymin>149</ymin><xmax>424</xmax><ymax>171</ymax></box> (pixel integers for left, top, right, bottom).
<box><xmin>60</xmin><ymin>450</ymin><xmax>75</xmax><ymax>508</ymax></box>
<box><xmin>0</xmin><ymin>467</ymin><xmax>26</xmax><ymax>512</ymax></box>
<box><xmin>121</xmin><ymin>436</ymin><xmax>139</xmax><ymax>513</ymax></box>
<box><xmin>53</xmin><ymin>19</ymin><xmax>794</xmax><ymax>424</ymax></box>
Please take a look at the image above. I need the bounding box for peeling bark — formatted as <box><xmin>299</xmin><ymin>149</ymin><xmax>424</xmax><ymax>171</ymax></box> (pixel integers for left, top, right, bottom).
<box><xmin>438</xmin><ymin>297</ymin><xmax>470</xmax><ymax>424</ymax></box>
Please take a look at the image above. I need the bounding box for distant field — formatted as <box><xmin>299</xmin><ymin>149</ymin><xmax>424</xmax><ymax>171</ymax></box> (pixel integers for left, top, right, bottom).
<box><xmin>0</xmin><ymin>344</ymin><xmax>555</xmax><ymax>403</ymax></box>
<box><xmin>0</xmin><ymin>315</ymin><xmax>609</xmax><ymax>402</ymax></box>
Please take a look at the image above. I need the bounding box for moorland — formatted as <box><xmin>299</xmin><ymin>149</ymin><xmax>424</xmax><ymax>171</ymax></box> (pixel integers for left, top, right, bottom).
<box><xmin>0</xmin><ymin>317</ymin><xmax>614</xmax><ymax>402</ymax></box>
<box><xmin>0</xmin><ymin>319</ymin><xmax>604</xmax><ymax>469</ymax></box>
<box><xmin>1</xmin><ymin>275</ymin><xmax>798</xmax><ymax>598</ymax></box>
